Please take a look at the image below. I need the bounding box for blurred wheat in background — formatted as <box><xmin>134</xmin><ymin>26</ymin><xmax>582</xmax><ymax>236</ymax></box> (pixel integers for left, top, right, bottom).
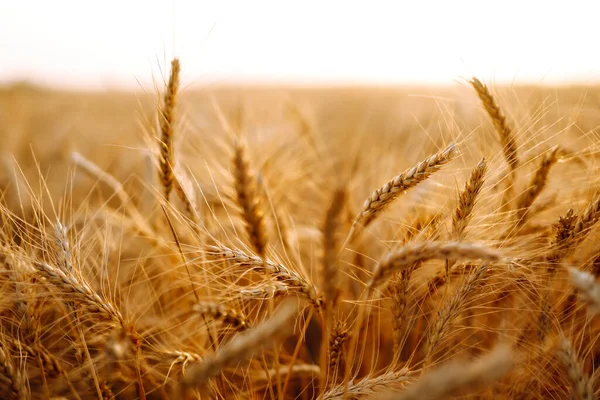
<box><xmin>3</xmin><ymin>1</ymin><xmax>600</xmax><ymax>399</ymax></box>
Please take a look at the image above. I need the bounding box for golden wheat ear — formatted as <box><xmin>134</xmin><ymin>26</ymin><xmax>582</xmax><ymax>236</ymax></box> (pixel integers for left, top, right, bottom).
<box><xmin>232</xmin><ymin>138</ymin><xmax>269</xmax><ymax>258</ymax></box>
<box><xmin>0</xmin><ymin>344</ymin><xmax>27</xmax><ymax>400</ymax></box>
<box><xmin>391</xmin><ymin>345</ymin><xmax>513</xmax><ymax>400</ymax></box>
<box><xmin>470</xmin><ymin>77</ymin><xmax>519</xmax><ymax>172</ymax></box>
<box><xmin>158</xmin><ymin>58</ymin><xmax>180</xmax><ymax>201</ymax></box>
<box><xmin>179</xmin><ymin>299</ymin><xmax>298</xmax><ymax>395</ymax></box>
<box><xmin>453</xmin><ymin>158</ymin><xmax>487</xmax><ymax>240</ymax></box>
<box><xmin>555</xmin><ymin>336</ymin><xmax>594</xmax><ymax>400</ymax></box>
<box><xmin>568</xmin><ymin>267</ymin><xmax>600</xmax><ymax>314</ymax></box>
<box><xmin>350</xmin><ymin>143</ymin><xmax>457</xmax><ymax>238</ymax></box>
<box><xmin>514</xmin><ymin>146</ymin><xmax>559</xmax><ymax>227</ymax></box>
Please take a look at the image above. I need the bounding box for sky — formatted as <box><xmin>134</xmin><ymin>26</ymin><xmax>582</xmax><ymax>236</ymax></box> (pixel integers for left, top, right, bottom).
<box><xmin>2</xmin><ymin>0</ymin><xmax>600</xmax><ymax>90</ymax></box>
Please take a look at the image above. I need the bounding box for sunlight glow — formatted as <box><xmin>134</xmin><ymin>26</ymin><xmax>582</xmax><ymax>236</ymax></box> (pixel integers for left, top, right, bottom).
<box><xmin>2</xmin><ymin>0</ymin><xmax>599</xmax><ymax>89</ymax></box>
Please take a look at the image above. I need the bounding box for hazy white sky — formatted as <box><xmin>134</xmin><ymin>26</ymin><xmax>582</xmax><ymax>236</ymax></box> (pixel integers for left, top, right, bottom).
<box><xmin>2</xmin><ymin>0</ymin><xmax>600</xmax><ymax>89</ymax></box>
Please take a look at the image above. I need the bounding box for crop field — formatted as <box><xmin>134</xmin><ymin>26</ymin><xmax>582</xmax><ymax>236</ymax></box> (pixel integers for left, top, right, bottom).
<box><xmin>1</xmin><ymin>61</ymin><xmax>600</xmax><ymax>399</ymax></box>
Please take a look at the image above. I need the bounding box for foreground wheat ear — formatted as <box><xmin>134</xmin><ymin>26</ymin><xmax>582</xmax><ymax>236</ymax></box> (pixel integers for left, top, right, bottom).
<box><xmin>158</xmin><ymin>57</ymin><xmax>180</xmax><ymax>201</ymax></box>
<box><xmin>470</xmin><ymin>77</ymin><xmax>519</xmax><ymax>172</ymax></box>
<box><xmin>350</xmin><ymin>143</ymin><xmax>457</xmax><ymax>236</ymax></box>
<box><xmin>179</xmin><ymin>299</ymin><xmax>298</xmax><ymax>395</ymax></box>
<box><xmin>232</xmin><ymin>137</ymin><xmax>269</xmax><ymax>257</ymax></box>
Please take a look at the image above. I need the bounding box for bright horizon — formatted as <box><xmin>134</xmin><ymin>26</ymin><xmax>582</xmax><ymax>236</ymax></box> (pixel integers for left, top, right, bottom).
<box><xmin>3</xmin><ymin>0</ymin><xmax>600</xmax><ymax>90</ymax></box>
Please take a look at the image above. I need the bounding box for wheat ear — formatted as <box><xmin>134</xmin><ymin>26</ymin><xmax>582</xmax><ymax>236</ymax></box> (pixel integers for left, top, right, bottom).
<box><xmin>568</xmin><ymin>267</ymin><xmax>600</xmax><ymax>315</ymax></box>
<box><xmin>573</xmin><ymin>192</ymin><xmax>600</xmax><ymax>239</ymax></box>
<box><xmin>233</xmin><ymin>138</ymin><xmax>269</xmax><ymax>257</ymax></box>
<box><xmin>556</xmin><ymin>336</ymin><xmax>594</xmax><ymax>400</ymax></box>
<box><xmin>392</xmin><ymin>345</ymin><xmax>512</xmax><ymax>400</ymax></box>
<box><xmin>206</xmin><ymin>245</ymin><xmax>321</xmax><ymax>308</ymax></box>
<box><xmin>453</xmin><ymin>158</ymin><xmax>487</xmax><ymax>239</ymax></box>
<box><xmin>193</xmin><ymin>301</ymin><xmax>249</xmax><ymax>330</ymax></box>
<box><xmin>425</xmin><ymin>264</ymin><xmax>490</xmax><ymax>366</ymax></box>
<box><xmin>321</xmin><ymin>368</ymin><xmax>415</xmax><ymax>400</ymax></box>
<box><xmin>548</xmin><ymin>194</ymin><xmax>600</xmax><ymax>275</ymax></box>
<box><xmin>0</xmin><ymin>345</ymin><xmax>27</xmax><ymax>400</ymax></box>
<box><xmin>514</xmin><ymin>146</ymin><xmax>559</xmax><ymax>226</ymax></box>
<box><xmin>368</xmin><ymin>242</ymin><xmax>500</xmax><ymax>290</ymax></box>
<box><xmin>352</xmin><ymin>144</ymin><xmax>457</xmax><ymax>231</ymax></box>
<box><xmin>470</xmin><ymin>78</ymin><xmax>519</xmax><ymax>172</ymax></box>
<box><xmin>179</xmin><ymin>300</ymin><xmax>297</xmax><ymax>394</ymax></box>
<box><xmin>327</xmin><ymin>319</ymin><xmax>349</xmax><ymax>380</ymax></box>
<box><xmin>158</xmin><ymin>58</ymin><xmax>180</xmax><ymax>200</ymax></box>
<box><xmin>33</xmin><ymin>261</ymin><xmax>124</xmax><ymax>326</ymax></box>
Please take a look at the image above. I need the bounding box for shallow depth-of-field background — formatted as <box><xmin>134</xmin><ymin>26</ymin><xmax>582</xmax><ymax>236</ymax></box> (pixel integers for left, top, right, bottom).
<box><xmin>2</xmin><ymin>75</ymin><xmax>600</xmax><ymax>399</ymax></box>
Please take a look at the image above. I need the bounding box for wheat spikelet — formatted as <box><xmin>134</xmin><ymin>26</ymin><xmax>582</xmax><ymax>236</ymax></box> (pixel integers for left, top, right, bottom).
<box><xmin>391</xmin><ymin>345</ymin><xmax>512</xmax><ymax>400</ymax></box>
<box><xmin>568</xmin><ymin>267</ymin><xmax>600</xmax><ymax>315</ymax></box>
<box><xmin>158</xmin><ymin>58</ymin><xmax>180</xmax><ymax>200</ymax></box>
<box><xmin>321</xmin><ymin>368</ymin><xmax>415</xmax><ymax>400</ymax></box>
<box><xmin>514</xmin><ymin>146</ymin><xmax>559</xmax><ymax>226</ymax></box>
<box><xmin>205</xmin><ymin>245</ymin><xmax>321</xmax><ymax>308</ymax></box>
<box><xmin>368</xmin><ymin>242</ymin><xmax>500</xmax><ymax>290</ymax></box>
<box><xmin>179</xmin><ymin>299</ymin><xmax>297</xmax><ymax>394</ymax></box>
<box><xmin>470</xmin><ymin>77</ymin><xmax>519</xmax><ymax>172</ymax></box>
<box><xmin>352</xmin><ymin>144</ymin><xmax>457</xmax><ymax>230</ymax></box>
<box><xmin>556</xmin><ymin>336</ymin><xmax>594</xmax><ymax>400</ymax></box>
<box><xmin>233</xmin><ymin>138</ymin><xmax>269</xmax><ymax>257</ymax></box>
<box><xmin>193</xmin><ymin>301</ymin><xmax>249</xmax><ymax>330</ymax></box>
<box><xmin>33</xmin><ymin>261</ymin><xmax>124</xmax><ymax>326</ymax></box>
<box><xmin>453</xmin><ymin>158</ymin><xmax>487</xmax><ymax>239</ymax></box>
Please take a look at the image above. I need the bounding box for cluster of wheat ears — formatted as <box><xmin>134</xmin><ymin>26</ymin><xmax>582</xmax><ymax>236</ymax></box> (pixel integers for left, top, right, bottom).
<box><xmin>1</xmin><ymin>58</ymin><xmax>600</xmax><ymax>399</ymax></box>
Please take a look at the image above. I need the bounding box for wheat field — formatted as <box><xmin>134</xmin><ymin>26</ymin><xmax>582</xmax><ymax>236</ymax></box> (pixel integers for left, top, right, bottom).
<box><xmin>1</xmin><ymin>61</ymin><xmax>600</xmax><ymax>399</ymax></box>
